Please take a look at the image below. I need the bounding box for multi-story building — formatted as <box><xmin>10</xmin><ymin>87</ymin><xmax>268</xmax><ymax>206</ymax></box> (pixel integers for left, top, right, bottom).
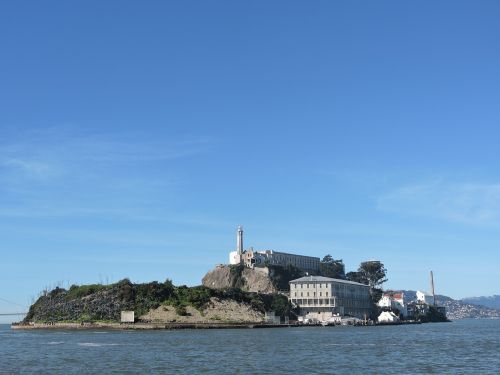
<box><xmin>229</xmin><ymin>226</ymin><xmax>320</xmax><ymax>273</ymax></box>
<box><xmin>289</xmin><ymin>276</ymin><xmax>372</xmax><ymax>320</ymax></box>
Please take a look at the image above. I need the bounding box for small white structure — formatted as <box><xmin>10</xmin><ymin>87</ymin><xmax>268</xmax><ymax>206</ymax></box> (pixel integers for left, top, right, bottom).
<box><xmin>416</xmin><ymin>290</ymin><xmax>434</xmax><ymax>305</ymax></box>
<box><xmin>120</xmin><ymin>311</ymin><xmax>135</xmax><ymax>323</ymax></box>
<box><xmin>378</xmin><ymin>311</ymin><xmax>400</xmax><ymax>323</ymax></box>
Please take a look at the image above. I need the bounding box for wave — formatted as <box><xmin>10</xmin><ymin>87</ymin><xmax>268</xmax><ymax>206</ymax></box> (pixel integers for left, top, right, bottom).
<box><xmin>77</xmin><ymin>342</ymin><xmax>122</xmax><ymax>347</ymax></box>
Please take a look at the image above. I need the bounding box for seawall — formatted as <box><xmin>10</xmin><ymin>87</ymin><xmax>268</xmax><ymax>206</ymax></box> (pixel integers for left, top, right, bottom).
<box><xmin>11</xmin><ymin>322</ymin><xmax>290</xmax><ymax>330</ymax></box>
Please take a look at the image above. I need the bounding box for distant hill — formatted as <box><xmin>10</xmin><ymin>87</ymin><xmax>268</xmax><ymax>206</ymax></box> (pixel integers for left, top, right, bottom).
<box><xmin>399</xmin><ymin>290</ymin><xmax>500</xmax><ymax>320</ymax></box>
<box><xmin>461</xmin><ymin>295</ymin><xmax>500</xmax><ymax>310</ymax></box>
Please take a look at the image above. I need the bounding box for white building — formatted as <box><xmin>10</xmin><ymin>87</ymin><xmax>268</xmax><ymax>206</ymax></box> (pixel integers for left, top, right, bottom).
<box><xmin>229</xmin><ymin>226</ymin><xmax>320</xmax><ymax>272</ymax></box>
<box><xmin>289</xmin><ymin>276</ymin><xmax>372</xmax><ymax>321</ymax></box>
<box><xmin>416</xmin><ymin>290</ymin><xmax>435</xmax><ymax>305</ymax></box>
<box><xmin>378</xmin><ymin>291</ymin><xmax>407</xmax><ymax>317</ymax></box>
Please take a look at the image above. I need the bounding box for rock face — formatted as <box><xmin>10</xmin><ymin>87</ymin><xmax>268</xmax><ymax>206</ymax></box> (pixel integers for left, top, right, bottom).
<box><xmin>140</xmin><ymin>297</ymin><xmax>264</xmax><ymax>323</ymax></box>
<box><xmin>202</xmin><ymin>265</ymin><xmax>277</xmax><ymax>294</ymax></box>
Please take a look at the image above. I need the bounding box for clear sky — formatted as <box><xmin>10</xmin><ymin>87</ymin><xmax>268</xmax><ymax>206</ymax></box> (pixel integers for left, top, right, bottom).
<box><xmin>1</xmin><ymin>1</ymin><xmax>500</xmax><ymax>322</ymax></box>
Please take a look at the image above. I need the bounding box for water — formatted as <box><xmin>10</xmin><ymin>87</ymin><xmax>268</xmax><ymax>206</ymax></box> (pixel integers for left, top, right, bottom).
<box><xmin>1</xmin><ymin>320</ymin><xmax>499</xmax><ymax>374</ymax></box>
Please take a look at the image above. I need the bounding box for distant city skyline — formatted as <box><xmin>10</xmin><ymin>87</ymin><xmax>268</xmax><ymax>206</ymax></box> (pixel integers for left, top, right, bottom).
<box><xmin>1</xmin><ymin>1</ymin><xmax>500</xmax><ymax>322</ymax></box>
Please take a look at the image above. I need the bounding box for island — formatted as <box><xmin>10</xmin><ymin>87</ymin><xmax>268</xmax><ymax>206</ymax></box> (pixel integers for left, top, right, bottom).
<box><xmin>13</xmin><ymin>227</ymin><xmax>450</xmax><ymax>330</ymax></box>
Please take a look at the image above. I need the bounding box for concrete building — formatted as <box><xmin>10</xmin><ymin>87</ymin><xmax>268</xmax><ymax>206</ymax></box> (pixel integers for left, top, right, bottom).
<box><xmin>416</xmin><ymin>290</ymin><xmax>435</xmax><ymax>305</ymax></box>
<box><xmin>229</xmin><ymin>226</ymin><xmax>320</xmax><ymax>273</ymax></box>
<box><xmin>289</xmin><ymin>276</ymin><xmax>372</xmax><ymax>321</ymax></box>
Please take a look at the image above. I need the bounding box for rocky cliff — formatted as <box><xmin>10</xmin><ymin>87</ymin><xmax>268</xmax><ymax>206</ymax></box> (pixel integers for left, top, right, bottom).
<box><xmin>202</xmin><ymin>265</ymin><xmax>277</xmax><ymax>293</ymax></box>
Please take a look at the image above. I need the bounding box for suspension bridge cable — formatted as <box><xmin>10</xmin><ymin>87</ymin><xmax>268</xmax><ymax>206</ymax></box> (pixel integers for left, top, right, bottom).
<box><xmin>0</xmin><ymin>297</ymin><xmax>27</xmax><ymax>308</ymax></box>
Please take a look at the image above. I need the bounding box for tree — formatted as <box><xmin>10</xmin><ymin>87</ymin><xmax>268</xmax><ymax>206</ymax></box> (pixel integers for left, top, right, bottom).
<box><xmin>358</xmin><ymin>261</ymin><xmax>387</xmax><ymax>289</ymax></box>
<box><xmin>269</xmin><ymin>264</ymin><xmax>304</xmax><ymax>291</ymax></box>
<box><xmin>345</xmin><ymin>271</ymin><xmax>367</xmax><ymax>284</ymax></box>
<box><xmin>346</xmin><ymin>262</ymin><xmax>387</xmax><ymax>304</ymax></box>
<box><xmin>319</xmin><ymin>255</ymin><xmax>345</xmax><ymax>279</ymax></box>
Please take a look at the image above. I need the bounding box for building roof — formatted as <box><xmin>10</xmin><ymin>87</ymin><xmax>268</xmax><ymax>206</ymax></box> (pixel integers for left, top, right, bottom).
<box><xmin>256</xmin><ymin>250</ymin><xmax>320</xmax><ymax>260</ymax></box>
<box><xmin>383</xmin><ymin>292</ymin><xmax>404</xmax><ymax>299</ymax></box>
<box><xmin>289</xmin><ymin>275</ymin><xmax>369</xmax><ymax>287</ymax></box>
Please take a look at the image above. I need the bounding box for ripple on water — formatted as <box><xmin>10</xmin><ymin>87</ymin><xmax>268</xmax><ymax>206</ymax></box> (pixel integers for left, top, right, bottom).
<box><xmin>77</xmin><ymin>342</ymin><xmax>122</xmax><ymax>347</ymax></box>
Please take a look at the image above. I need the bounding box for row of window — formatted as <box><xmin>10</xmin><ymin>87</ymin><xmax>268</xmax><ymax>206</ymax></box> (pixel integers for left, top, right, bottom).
<box><xmin>291</xmin><ymin>298</ymin><xmax>370</xmax><ymax>308</ymax></box>
<box><xmin>293</xmin><ymin>291</ymin><xmax>329</xmax><ymax>297</ymax></box>
<box><xmin>292</xmin><ymin>283</ymin><xmax>330</xmax><ymax>289</ymax></box>
<box><xmin>291</xmin><ymin>283</ymin><xmax>366</xmax><ymax>293</ymax></box>
<box><xmin>291</xmin><ymin>298</ymin><xmax>335</xmax><ymax>306</ymax></box>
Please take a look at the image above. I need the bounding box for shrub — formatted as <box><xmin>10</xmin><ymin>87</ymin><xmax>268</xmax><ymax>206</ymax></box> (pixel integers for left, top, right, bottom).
<box><xmin>175</xmin><ymin>305</ymin><xmax>188</xmax><ymax>316</ymax></box>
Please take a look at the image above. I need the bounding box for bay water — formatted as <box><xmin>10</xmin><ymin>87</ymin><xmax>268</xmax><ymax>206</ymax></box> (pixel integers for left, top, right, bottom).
<box><xmin>1</xmin><ymin>319</ymin><xmax>499</xmax><ymax>374</ymax></box>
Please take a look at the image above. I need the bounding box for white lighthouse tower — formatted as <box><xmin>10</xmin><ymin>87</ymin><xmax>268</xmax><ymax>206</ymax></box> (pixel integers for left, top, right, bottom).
<box><xmin>229</xmin><ymin>226</ymin><xmax>244</xmax><ymax>265</ymax></box>
<box><xmin>236</xmin><ymin>225</ymin><xmax>243</xmax><ymax>255</ymax></box>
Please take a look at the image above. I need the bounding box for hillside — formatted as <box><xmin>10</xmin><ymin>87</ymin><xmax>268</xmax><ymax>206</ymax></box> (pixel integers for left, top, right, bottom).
<box><xmin>461</xmin><ymin>295</ymin><xmax>500</xmax><ymax>310</ymax></box>
<box><xmin>22</xmin><ymin>278</ymin><xmax>291</xmax><ymax>324</ymax></box>
<box><xmin>400</xmin><ymin>290</ymin><xmax>500</xmax><ymax>320</ymax></box>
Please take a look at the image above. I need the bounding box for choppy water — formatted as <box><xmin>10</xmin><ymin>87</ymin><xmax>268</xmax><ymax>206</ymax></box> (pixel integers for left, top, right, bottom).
<box><xmin>1</xmin><ymin>320</ymin><xmax>499</xmax><ymax>374</ymax></box>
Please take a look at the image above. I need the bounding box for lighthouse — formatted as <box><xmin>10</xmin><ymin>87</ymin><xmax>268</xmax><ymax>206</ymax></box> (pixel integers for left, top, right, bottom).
<box><xmin>229</xmin><ymin>226</ymin><xmax>244</xmax><ymax>265</ymax></box>
<box><xmin>236</xmin><ymin>225</ymin><xmax>243</xmax><ymax>255</ymax></box>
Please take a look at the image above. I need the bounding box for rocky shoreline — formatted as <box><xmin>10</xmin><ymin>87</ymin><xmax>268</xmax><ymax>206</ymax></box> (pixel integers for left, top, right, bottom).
<box><xmin>11</xmin><ymin>321</ymin><xmax>288</xmax><ymax>330</ymax></box>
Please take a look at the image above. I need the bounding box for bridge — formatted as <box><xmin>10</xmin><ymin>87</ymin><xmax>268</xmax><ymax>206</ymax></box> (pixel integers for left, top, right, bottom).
<box><xmin>0</xmin><ymin>297</ymin><xmax>28</xmax><ymax>317</ymax></box>
<box><xmin>0</xmin><ymin>313</ymin><xmax>27</xmax><ymax>316</ymax></box>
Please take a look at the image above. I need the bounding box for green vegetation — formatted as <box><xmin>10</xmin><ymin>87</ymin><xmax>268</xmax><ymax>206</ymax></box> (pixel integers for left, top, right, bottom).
<box><xmin>345</xmin><ymin>261</ymin><xmax>387</xmax><ymax>288</ymax></box>
<box><xmin>346</xmin><ymin>261</ymin><xmax>387</xmax><ymax>303</ymax></box>
<box><xmin>358</xmin><ymin>261</ymin><xmax>388</xmax><ymax>288</ymax></box>
<box><xmin>319</xmin><ymin>255</ymin><xmax>345</xmax><ymax>279</ymax></box>
<box><xmin>268</xmin><ymin>264</ymin><xmax>304</xmax><ymax>290</ymax></box>
<box><xmin>229</xmin><ymin>264</ymin><xmax>246</xmax><ymax>289</ymax></box>
<box><xmin>66</xmin><ymin>284</ymin><xmax>111</xmax><ymax>300</ymax></box>
<box><xmin>25</xmin><ymin>277</ymin><xmax>294</xmax><ymax>324</ymax></box>
<box><xmin>416</xmin><ymin>306</ymin><xmax>450</xmax><ymax>323</ymax></box>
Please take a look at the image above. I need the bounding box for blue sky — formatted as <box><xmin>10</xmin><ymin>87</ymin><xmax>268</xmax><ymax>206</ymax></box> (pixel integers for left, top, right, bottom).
<box><xmin>1</xmin><ymin>1</ymin><xmax>500</xmax><ymax>321</ymax></box>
